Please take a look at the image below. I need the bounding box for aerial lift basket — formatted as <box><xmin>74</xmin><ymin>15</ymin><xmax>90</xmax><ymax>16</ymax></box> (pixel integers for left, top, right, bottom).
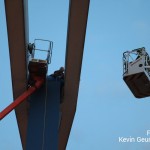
<box><xmin>123</xmin><ymin>47</ymin><xmax>150</xmax><ymax>98</ymax></box>
<box><xmin>28</xmin><ymin>39</ymin><xmax>53</xmax><ymax>80</ymax></box>
<box><xmin>0</xmin><ymin>39</ymin><xmax>53</xmax><ymax>120</ymax></box>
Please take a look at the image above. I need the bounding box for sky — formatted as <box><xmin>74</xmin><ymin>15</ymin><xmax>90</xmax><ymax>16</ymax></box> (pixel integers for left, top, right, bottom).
<box><xmin>1</xmin><ymin>0</ymin><xmax>150</xmax><ymax>150</ymax></box>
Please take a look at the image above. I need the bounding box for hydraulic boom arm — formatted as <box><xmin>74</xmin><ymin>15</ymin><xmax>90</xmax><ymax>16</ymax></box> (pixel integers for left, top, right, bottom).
<box><xmin>0</xmin><ymin>78</ymin><xmax>44</xmax><ymax>120</ymax></box>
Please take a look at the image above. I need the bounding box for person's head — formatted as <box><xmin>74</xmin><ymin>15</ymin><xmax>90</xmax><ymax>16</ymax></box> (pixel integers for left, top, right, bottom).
<box><xmin>60</xmin><ymin>67</ymin><xmax>65</xmax><ymax>72</ymax></box>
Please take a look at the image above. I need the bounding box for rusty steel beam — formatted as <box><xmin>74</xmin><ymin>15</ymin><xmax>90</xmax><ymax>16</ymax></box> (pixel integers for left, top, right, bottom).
<box><xmin>59</xmin><ymin>0</ymin><xmax>90</xmax><ymax>149</ymax></box>
<box><xmin>5</xmin><ymin>0</ymin><xmax>29</xmax><ymax>149</ymax></box>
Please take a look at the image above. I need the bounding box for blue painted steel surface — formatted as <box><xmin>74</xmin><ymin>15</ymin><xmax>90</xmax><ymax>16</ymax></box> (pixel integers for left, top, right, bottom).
<box><xmin>26</xmin><ymin>76</ymin><xmax>61</xmax><ymax>150</ymax></box>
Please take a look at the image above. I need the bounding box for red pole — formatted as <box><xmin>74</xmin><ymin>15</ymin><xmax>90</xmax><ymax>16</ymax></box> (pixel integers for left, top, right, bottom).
<box><xmin>0</xmin><ymin>78</ymin><xmax>44</xmax><ymax>120</ymax></box>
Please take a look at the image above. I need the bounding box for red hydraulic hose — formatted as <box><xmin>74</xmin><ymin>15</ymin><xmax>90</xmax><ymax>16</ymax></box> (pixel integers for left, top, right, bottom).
<box><xmin>0</xmin><ymin>78</ymin><xmax>44</xmax><ymax>120</ymax></box>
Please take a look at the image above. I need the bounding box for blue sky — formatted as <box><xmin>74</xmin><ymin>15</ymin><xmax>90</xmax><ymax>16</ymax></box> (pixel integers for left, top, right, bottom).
<box><xmin>1</xmin><ymin>0</ymin><xmax>150</xmax><ymax>150</ymax></box>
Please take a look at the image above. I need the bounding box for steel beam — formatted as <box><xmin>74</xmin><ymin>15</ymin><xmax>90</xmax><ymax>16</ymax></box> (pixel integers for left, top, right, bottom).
<box><xmin>26</xmin><ymin>76</ymin><xmax>60</xmax><ymax>150</ymax></box>
<box><xmin>59</xmin><ymin>0</ymin><xmax>90</xmax><ymax>149</ymax></box>
<box><xmin>5</xmin><ymin>0</ymin><xmax>29</xmax><ymax>149</ymax></box>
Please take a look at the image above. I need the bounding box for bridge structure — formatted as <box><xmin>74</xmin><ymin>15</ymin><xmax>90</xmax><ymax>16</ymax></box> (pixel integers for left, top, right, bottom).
<box><xmin>2</xmin><ymin>0</ymin><xmax>90</xmax><ymax>149</ymax></box>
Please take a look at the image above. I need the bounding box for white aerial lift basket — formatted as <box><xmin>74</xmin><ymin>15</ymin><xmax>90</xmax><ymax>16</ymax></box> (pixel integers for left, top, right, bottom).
<box><xmin>123</xmin><ymin>47</ymin><xmax>150</xmax><ymax>98</ymax></box>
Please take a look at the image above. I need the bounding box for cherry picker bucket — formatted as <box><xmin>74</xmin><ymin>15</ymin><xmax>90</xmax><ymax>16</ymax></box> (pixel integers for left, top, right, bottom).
<box><xmin>123</xmin><ymin>47</ymin><xmax>150</xmax><ymax>98</ymax></box>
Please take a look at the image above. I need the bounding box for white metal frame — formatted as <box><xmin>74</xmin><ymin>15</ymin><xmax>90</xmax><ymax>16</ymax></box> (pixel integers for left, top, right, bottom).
<box><xmin>30</xmin><ymin>39</ymin><xmax>53</xmax><ymax>64</ymax></box>
<box><xmin>123</xmin><ymin>47</ymin><xmax>150</xmax><ymax>77</ymax></box>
